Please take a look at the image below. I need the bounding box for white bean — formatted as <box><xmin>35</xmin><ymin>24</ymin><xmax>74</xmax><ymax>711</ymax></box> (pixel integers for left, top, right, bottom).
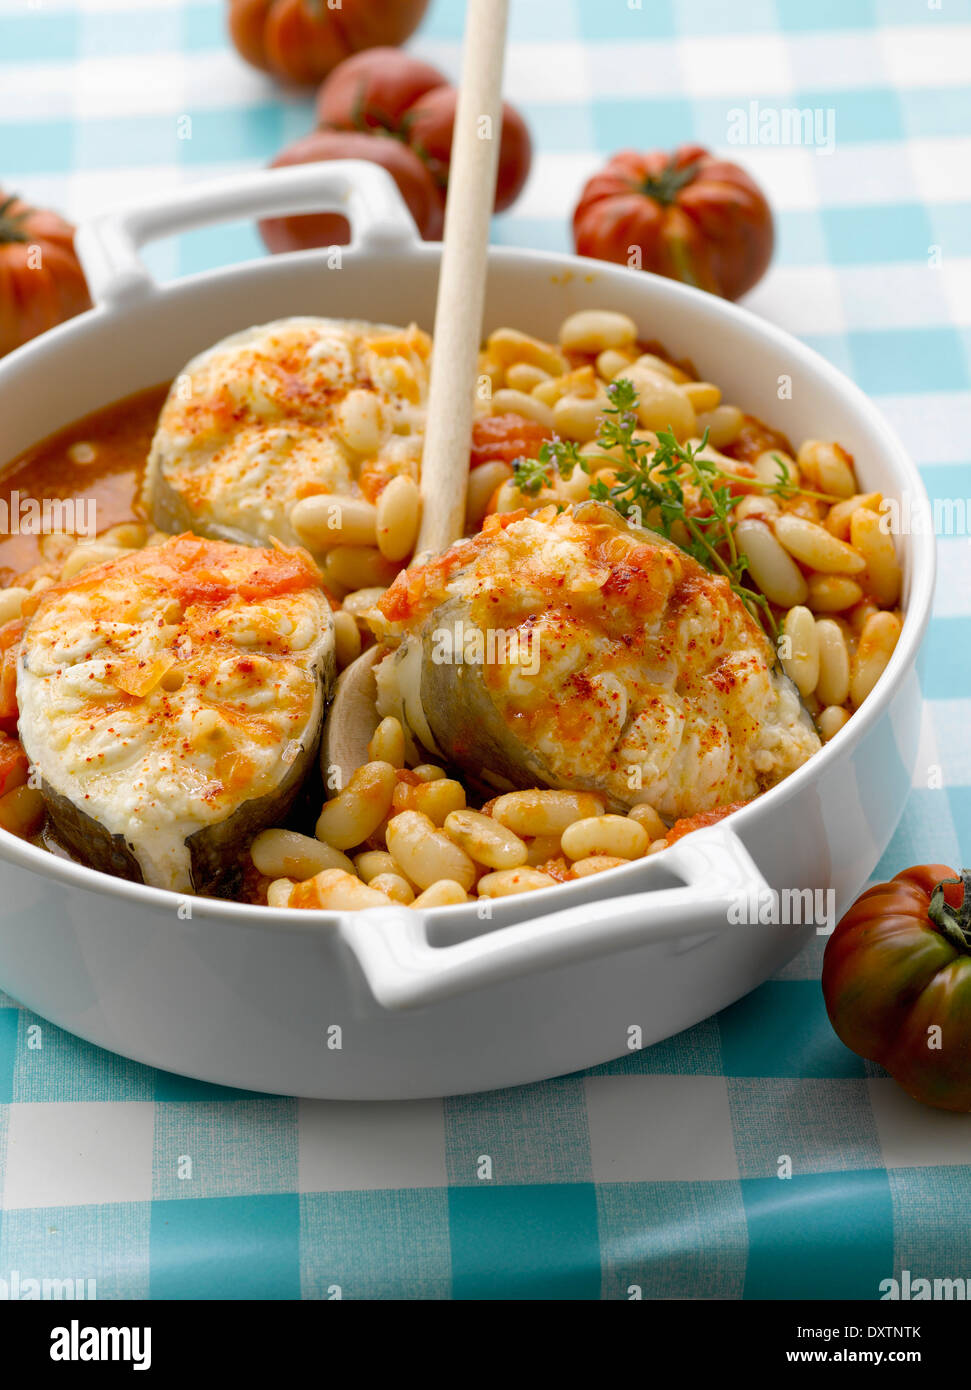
<box><xmin>624</xmin><ymin>366</ymin><xmax>696</xmax><ymax>440</ymax></box>
<box><xmin>466</xmin><ymin>461</ymin><xmax>513</xmax><ymax>530</ymax></box>
<box><xmin>288</xmin><ymin>869</ymin><xmax>394</xmax><ymax>911</ymax></box>
<box><xmin>413</xmin><ymin>778</ymin><xmax>467</xmax><ymax>827</ymax></box>
<box><xmin>798</xmin><ymin>440</ymin><xmax>856</xmax><ymax>497</ymax></box>
<box><xmin>251</xmin><ymin>829</ymin><xmax>354</xmax><ymax>880</ymax></box>
<box><xmin>323</xmin><ymin>546</ymin><xmax>397</xmax><ymax>592</ymax></box>
<box><xmin>477</xmin><ymin>867</ymin><xmax>557</xmax><ymax>897</ymax></box>
<box><xmin>368</xmin><ymin>872</ymin><xmax>414</xmax><ymax>905</ymax></box>
<box><xmin>376</xmin><ymin>475</ymin><xmax>420</xmax><ymax>562</ymax></box>
<box><xmin>487</xmin><ymin>328</ymin><xmax>569</xmax><ymax>377</ymax></box>
<box><xmin>814</xmin><ymin>618</ymin><xmax>851</xmax><ymax>707</ymax></box>
<box><xmin>333</xmin><ymin>609</ymin><xmax>362</xmax><ymax>668</ymax></box>
<box><xmin>492</xmin><ymin>388</ymin><xmax>554</xmax><ymax>429</ymax></box>
<box><xmin>552</xmin><ymin>392</ymin><xmax>607</xmax><ymax>443</ymax></box>
<box><xmin>781</xmin><ymin>605</ymin><xmax>819</xmax><ymax>697</ymax></box>
<box><xmin>367</xmin><ymin>716</ymin><xmax>405</xmax><ymax>768</ymax></box>
<box><xmin>773</xmin><ymin>513</ymin><xmax>865</xmax><ymax>575</ymax></box>
<box><xmin>316</xmin><ymin>761</ymin><xmax>396</xmax><ymax>850</ymax></box>
<box><xmin>818</xmin><ymin>706</ymin><xmax>851</xmax><ymax>742</ymax></box>
<box><xmin>336</xmin><ymin>388</ymin><xmax>383</xmax><ymax>455</ymax></box>
<box><xmin>736</xmin><ymin>518</ymin><xmax>809</xmax><ymax>607</ymax></box>
<box><xmin>443</xmin><ymin>808</ymin><xmax>528</xmax><ymax>869</ymax></box>
<box><xmin>505</xmin><ymin>362</ymin><xmax>551</xmax><ymax>393</ymax></box>
<box><xmin>290</xmin><ymin>495</ymin><xmax>377</xmax><ymax>550</ymax></box>
<box><xmin>805</xmin><ymin>574</ymin><xmax>864</xmax><ymax>612</ymax></box>
<box><xmin>596</xmin><ymin>348</ymin><xmax>636</xmax><ymax>381</ymax></box>
<box><xmin>558</xmin><ymin>309</ymin><xmax>637</xmax><ymax>354</ymax></box>
<box><xmin>571</xmin><ymin>855</ymin><xmax>630</xmax><ymax>877</ymax></box>
<box><xmin>850</xmin><ymin>612</ymin><xmax>901</xmax><ymax>708</ymax></box>
<box><xmin>695</xmin><ymin>404</ymin><xmax>743</xmax><ymax>448</ymax></box>
<box><xmin>0</xmin><ymin>587</ymin><xmax>29</xmax><ymax>625</ymax></box>
<box><xmin>824</xmin><ymin>493</ymin><xmax>882</xmax><ymax>542</ymax></box>
<box><xmin>101</xmin><ymin>522</ymin><xmax>150</xmax><ymax>549</ymax></box>
<box><xmin>560</xmin><ymin>815</ymin><xmax>648</xmax><ymax>861</ymax></box>
<box><xmin>681</xmin><ymin>381</ymin><xmax>721</xmax><ymax>413</ymax></box>
<box><xmin>490</xmin><ymin>789</ymin><xmax>605</xmax><ymax>837</ymax></box>
<box><xmin>385</xmin><ymin>810</ymin><xmax>476</xmax><ymax>892</ymax></box>
<box><xmin>60</xmin><ymin>543</ymin><xmax>127</xmax><ymax>582</ymax></box>
<box><xmin>754</xmin><ymin>450</ymin><xmax>799</xmax><ymax>489</ymax></box>
<box><xmin>354</xmin><ymin>850</ymin><xmax>399</xmax><ymax>883</ymax></box>
<box><xmin>627</xmin><ymin>804</ymin><xmax>667</xmax><ymax>840</ymax></box>
<box><xmin>410</xmin><ymin>879</ymin><xmax>470</xmax><ymax>909</ymax></box>
<box><xmin>632</xmin><ymin>353</ymin><xmax>689</xmax><ymax>383</ymax></box>
<box><xmin>850</xmin><ymin>508</ymin><xmax>902</xmax><ymax>606</ymax></box>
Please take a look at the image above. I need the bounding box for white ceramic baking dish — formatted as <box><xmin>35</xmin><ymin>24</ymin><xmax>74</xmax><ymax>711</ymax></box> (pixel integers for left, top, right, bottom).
<box><xmin>0</xmin><ymin>162</ymin><xmax>934</xmax><ymax>1098</ymax></box>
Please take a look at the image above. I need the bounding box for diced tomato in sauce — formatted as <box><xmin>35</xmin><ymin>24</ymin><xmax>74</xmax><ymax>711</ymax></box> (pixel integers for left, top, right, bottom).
<box><xmin>166</xmin><ymin>536</ymin><xmax>321</xmax><ymax>606</ymax></box>
<box><xmin>470</xmin><ymin>413</ymin><xmax>551</xmax><ymax>468</ymax></box>
<box><xmin>539</xmin><ymin>856</ymin><xmax>573</xmax><ymax>883</ymax></box>
<box><xmin>357</xmin><ymin>459</ymin><xmax>396</xmax><ymax>505</ymax></box>
<box><xmin>722</xmin><ymin>415</ymin><xmax>793</xmax><ymax>467</ymax></box>
<box><xmin>0</xmin><ymin>619</ymin><xmax>23</xmax><ymax>736</ymax></box>
<box><xmin>0</xmin><ymin>730</ymin><xmax>28</xmax><ymax>797</ymax></box>
<box><xmin>663</xmin><ymin>801</ymin><xmax>750</xmax><ymax>845</ymax></box>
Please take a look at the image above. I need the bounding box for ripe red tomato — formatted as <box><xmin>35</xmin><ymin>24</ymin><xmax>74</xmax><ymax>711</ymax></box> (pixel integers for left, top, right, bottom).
<box><xmin>262</xmin><ymin>49</ymin><xmax>531</xmax><ymax>253</ymax></box>
<box><xmin>315</xmin><ymin>47</ymin><xmax>448</xmax><ymax>132</ymax></box>
<box><xmin>823</xmin><ymin>865</ymin><xmax>971</xmax><ymax>1112</ymax></box>
<box><xmin>228</xmin><ymin>0</ymin><xmax>430</xmax><ymax>86</ymax></box>
<box><xmin>0</xmin><ymin>191</ymin><xmax>91</xmax><ymax>357</ymax></box>
<box><xmin>405</xmin><ymin>85</ymin><xmax>531</xmax><ymax>212</ymax></box>
<box><xmin>314</xmin><ymin>47</ymin><xmax>532</xmax><ymax>214</ymax></box>
<box><xmin>573</xmin><ymin>145</ymin><xmax>773</xmax><ymax>300</ymax></box>
<box><xmin>259</xmin><ymin>129</ymin><xmax>444</xmax><ymax>251</ymax></box>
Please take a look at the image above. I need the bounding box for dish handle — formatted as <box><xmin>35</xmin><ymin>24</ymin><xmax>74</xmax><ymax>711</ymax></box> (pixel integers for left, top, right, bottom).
<box><xmin>75</xmin><ymin>160</ymin><xmax>422</xmax><ymax>307</ymax></box>
<box><xmin>339</xmin><ymin>823</ymin><xmax>772</xmax><ymax>1010</ymax></box>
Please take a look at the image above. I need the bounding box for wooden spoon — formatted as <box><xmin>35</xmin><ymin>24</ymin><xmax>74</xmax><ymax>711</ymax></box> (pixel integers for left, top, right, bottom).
<box><xmin>323</xmin><ymin>0</ymin><xmax>511</xmax><ymax>786</ymax></box>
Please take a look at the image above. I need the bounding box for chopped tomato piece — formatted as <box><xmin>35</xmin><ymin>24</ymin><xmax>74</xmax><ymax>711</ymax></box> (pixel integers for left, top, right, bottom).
<box><xmin>664</xmin><ymin>801</ymin><xmax>750</xmax><ymax>845</ymax></box>
<box><xmin>0</xmin><ymin>619</ymin><xmax>23</xmax><ymax>735</ymax></box>
<box><xmin>0</xmin><ymin>730</ymin><xmax>28</xmax><ymax>796</ymax></box>
<box><xmin>538</xmin><ymin>856</ymin><xmax>572</xmax><ymax>883</ymax></box>
<box><xmin>161</xmin><ymin>536</ymin><xmax>321</xmax><ymax>606</ymax></box>
<box><xmin>722</xmin><ymin>414</ymin><xmax>793</xmax><ymax>466</ymax></box>
<box><xmin>470</xmin><ymin>413</ymin><xmax>551</xmax><ymax>468</ymax></box>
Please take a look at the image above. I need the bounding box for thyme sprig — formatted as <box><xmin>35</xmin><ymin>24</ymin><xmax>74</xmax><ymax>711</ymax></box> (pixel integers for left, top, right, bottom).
<box><xmin>512</xmin><ymin>377</ymin><xmax>830</xmax><ymax>638</ymax></box>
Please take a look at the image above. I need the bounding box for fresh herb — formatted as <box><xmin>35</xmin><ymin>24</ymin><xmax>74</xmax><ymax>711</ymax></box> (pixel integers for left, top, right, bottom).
<box><xmin>512</xmin><ymin>377</ymin><xmax>834</xmax><ymax>637</ymax></box>
<box><xmin>509</xmin><ymin>451</ymin><xmax>559</xmax><ymax>497</ymax></box>
<box><xmin>761</xmin><ymin>452</ymin><xmax>843</xmax><ymax>505</ymax></box>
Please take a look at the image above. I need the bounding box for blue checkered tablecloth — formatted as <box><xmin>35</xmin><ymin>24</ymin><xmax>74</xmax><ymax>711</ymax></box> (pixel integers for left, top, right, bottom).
<box><xmin>1</xmin><ymin>0</ymin><xmax>971</xmax><ymax>1301</ymax></box>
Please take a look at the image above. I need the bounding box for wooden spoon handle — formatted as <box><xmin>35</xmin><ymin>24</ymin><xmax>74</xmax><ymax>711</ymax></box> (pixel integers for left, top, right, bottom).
<box><xmin>415</xmin><ymin>0</ymin><xmax>511</xmax><ymax>556</ymax></box>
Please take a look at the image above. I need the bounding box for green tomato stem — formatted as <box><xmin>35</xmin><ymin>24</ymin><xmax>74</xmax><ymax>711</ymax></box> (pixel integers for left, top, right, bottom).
<box><xmin>0</xmin><ymin>195</ymin><xmax>29</xmax><ymax>245</ymax></box>
<box><xmin>928</xmin><ymin>870</ymin><xmax>971</xmax><ymax>951</ymax></box>
<box><xmin>640</xmin><ymin>160</ymin><xmax>700</xmax><ymax>206</ymax></box>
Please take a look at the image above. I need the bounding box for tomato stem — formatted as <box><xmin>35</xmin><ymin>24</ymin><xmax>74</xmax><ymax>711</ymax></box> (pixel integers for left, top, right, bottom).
<box><xmin>349</xmin><ymin>83</ymin><xmax>403</xmax><ymax>140</ymax></box>
<box><xmin>0</xmin><ymin>195</ymin><xmax>30</xmax><ymax>245</ymax></box>
<box><xmin>343</xmin><ymin>90</ymin><xmax>446</xmax><ymax>190</ymax></box>
<box><xmin>928</xmin><ymin>870</ymin><xmax>971</xmax><ymax>951</ymax></box>
<box><xmin>639</xmin><ymin>160</ymin><xmax>699</xmax><ymax>206</ymax></box>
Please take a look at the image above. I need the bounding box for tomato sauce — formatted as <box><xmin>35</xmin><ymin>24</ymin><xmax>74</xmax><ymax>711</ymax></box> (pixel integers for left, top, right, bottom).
<box><xmin>723</xmin><ymin>414</ymin><xmax>794</xmax><ymax>466</ymax></box>
<box><xmin>0</xmin><ymin>382</ymin><xmax>169</xmax><ymax>586</ymax></box>
<box><xmin>663</xmin><ymin>801</ymin><xmax>750</xmax><ymax>845</ymax></box>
